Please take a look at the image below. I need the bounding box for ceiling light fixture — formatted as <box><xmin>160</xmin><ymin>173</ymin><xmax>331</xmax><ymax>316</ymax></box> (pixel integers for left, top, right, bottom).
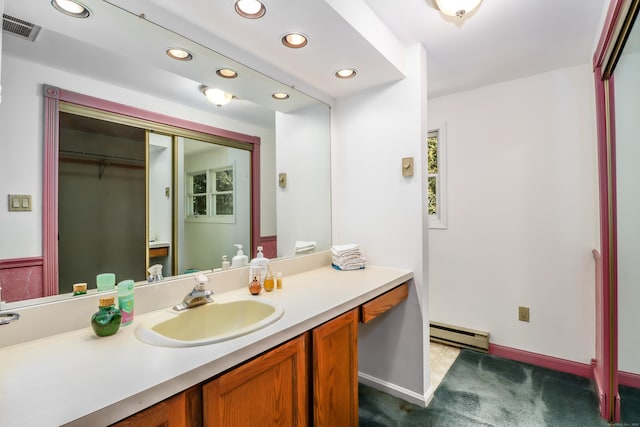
<box><xmin>335</xmin><ymin>69</ymin><xmax>357</xmax><ymax>79</ymax></box>
<box><xmin>272</xmin><ymin>92</ymin><xmax>290</xmax><ymax>100</ymax></box>
<box><xmin>51</xmin><ymin>0</ymin><xmax>91</xmax><ymax>18</ymax></box>
<box><xmin>216</xmin><ymin>68</ymin><xmax>239</xmax><ymax>79</ymax></box>
<box><xmin>200</xmin><ymin>85</ymin><xmax>234</xmax><ymax>107</ymax></box>
<box><xmin>282</xmin><ymin>33</ymin><xmax>308</xmax><ymax>49</ymax></box>
<box><xmin>166</xmin><ymin>48</ymin><xmax>193</xmax><ymax>61</ymax></box>
<box><xmin>234</xmin><ymin>0</ymin><xmax>266</xmax><ymax>19</ymax></box>
<box><xmin>434</xmin><ymin>0</ymin><xmax>482</xmax><ymax>18</ymax></box>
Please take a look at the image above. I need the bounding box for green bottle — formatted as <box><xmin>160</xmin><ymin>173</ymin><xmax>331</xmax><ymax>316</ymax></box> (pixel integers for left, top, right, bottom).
<box><xmin>91</xmin><ymin>297</ymin><xmax>122</xmax><ymax>337</ymax></box>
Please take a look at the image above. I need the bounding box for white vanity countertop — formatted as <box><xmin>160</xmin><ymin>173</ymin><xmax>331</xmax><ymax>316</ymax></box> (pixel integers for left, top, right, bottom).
<box><xmin>0</xmin><ymin>265</ymin><xmax>412</xmax><ymax>427</ymax></box>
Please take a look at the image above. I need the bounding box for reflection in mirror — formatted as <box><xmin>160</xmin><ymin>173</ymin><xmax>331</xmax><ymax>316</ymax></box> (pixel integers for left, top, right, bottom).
<box><xmin>58</xmin><ymin>113</ymin><xmax>146</xmax><ymax>293</ymax></box>
<box><xmin>179</xmin><ymin>137</ymin><xmax>251</xmax><ymax>274</ymax></box>
<box><xmin>613</xmin><ymin>10</ymin><xmax>640</xmax><ymax>381</ymax></box>
<box><xmin>0</xmin><ymin>0</ymin><xmax>332</xmax><ymax>308</ymax></box>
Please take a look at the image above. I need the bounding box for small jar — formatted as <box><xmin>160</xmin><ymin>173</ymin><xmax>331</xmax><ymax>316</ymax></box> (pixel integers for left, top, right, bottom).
<box><xmin>276</xmin><ymin>272</ymin><xmax>283</xmax><ymax>290</ymax></box>
<box><xmin>263</xmin><ymin>269</ymin><xmax>275</xmax><ymax>292</ymax></box>
<box><xmin>91</xmin><ymin>297</ymin><xmax>122</xmax><ymax>337</ymax></box>
<box><xmin>249</xmin><ymin>276</ymin><xmax>261</xmax><ymax>295</ymax></box>
<box><xmin>72</xmin><ymin>283</ymin><xmax>87</xmax><ymax>296</ymax></box>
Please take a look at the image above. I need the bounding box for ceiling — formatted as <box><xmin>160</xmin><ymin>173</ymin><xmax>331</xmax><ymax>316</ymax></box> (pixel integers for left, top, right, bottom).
<box><xmin>3</xmin><ymin>0</ymin><xmax>608</xmax><ymax>115</ymax></box>
<box><xmin>108</xmin><ymin>0</ymin><xmax>608</xmax><ymax>100</ymax></box>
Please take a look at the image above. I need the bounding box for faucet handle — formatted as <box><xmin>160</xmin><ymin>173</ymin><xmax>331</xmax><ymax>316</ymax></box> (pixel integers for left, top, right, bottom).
<box><xmin>194</xmin><ymin>273</ymin><xmax>210</xmax><ymax>291</ymax></box>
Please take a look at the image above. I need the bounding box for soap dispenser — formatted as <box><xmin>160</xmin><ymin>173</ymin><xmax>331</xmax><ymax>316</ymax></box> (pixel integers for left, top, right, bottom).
<box><xmin>231</xmin><ymin>244</ymin><xmax>248</xmax><ymax>268</ymax></box>
<box><xmin>249</xmin><ymin>246</ymin><xmax>270</xmax><ymax>286</ymax></box>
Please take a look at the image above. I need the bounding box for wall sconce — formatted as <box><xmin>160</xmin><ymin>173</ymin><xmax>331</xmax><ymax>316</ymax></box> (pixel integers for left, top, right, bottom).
<box><xmin>200</xmin><ymin>85</ymin><xmax>234</xmax><ymax>107</ymax></box>
<box><xmin>434</xmin><ymin>0</ymin><xmax>481</xmax><ymax>18</ymax></box>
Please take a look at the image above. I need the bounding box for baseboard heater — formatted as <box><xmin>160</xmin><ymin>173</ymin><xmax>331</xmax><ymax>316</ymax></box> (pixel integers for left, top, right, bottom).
<box><xmin>430</xmin><ymin>321</ymin><xmax>490</xmax><ymax>353</ymax></box>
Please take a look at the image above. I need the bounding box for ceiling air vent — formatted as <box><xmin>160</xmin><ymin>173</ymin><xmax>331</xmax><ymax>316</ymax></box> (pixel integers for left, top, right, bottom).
<box><xmin>2</xmin><ymin>14</ymin><xmax>41</xmax><ymax>42</ymax></box>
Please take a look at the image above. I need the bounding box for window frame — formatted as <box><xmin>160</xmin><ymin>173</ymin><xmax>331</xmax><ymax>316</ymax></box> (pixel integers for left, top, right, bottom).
<box><xmin>186</xmin><ymin>164</ymin><xmax>236</xmax><ymax>224</ymax></box>
<box><xmin>427</xmin><ymin>123</ymin><xmax>448</xmax><ymax>229</ymax></box>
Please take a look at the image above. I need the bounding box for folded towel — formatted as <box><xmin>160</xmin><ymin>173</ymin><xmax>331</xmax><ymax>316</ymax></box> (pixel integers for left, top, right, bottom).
<box><xmin>331</xmin><ymin>243</ymin><xmax>366</xmax><ymax>271</ymax></box>
<box><xmin>331</xmin><ymin>243</ymin><xmax>359</xmax><ymax>256</ymax></box>
<box><xmin>332</xmin><ymin>263</ymin><xmax>366</xmax><ymax>271</ymax></box>
<box><xmin>294</xmin><ymin>240</ymin><xmax>317</xmax><ymax>254</ymax></box>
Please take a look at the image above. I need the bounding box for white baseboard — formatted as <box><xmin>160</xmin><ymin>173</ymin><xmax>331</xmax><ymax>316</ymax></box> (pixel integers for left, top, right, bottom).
<box><xmin>358</xmin><ymin>371</ymin><xmax>434</xmax><ymax>408</ymax></box>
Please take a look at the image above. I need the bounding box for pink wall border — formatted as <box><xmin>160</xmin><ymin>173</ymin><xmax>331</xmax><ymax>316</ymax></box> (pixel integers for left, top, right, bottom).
<box><xmin>43</xmin><ymin>85</ymin><xmax>262</xmax><ymax>291</ymax></box>
<box><xmin>259</xmin><ymin>235</ymin><xmax>277</xmax><ymax>259</ymax></box>
<box><xmin>619</xmin><ymin>370</ymin><xmax>640</xmax><ymax>389</ymax></box>
<box><xmin>0</xmin><ymin>257</ymin><xmax>44</xmax><ymax>303</ymax></box>
<box><xmin>489</xmin><ymin>344</ymin><xmax>592</xmax><ymax>379</ymax></box>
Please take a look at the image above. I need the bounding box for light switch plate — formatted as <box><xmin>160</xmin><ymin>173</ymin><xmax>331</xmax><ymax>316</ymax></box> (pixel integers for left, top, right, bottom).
<box><xmin>8</xmin><ymin>194</ymin><xmax>32</xmax><ymax>212</ymax></box>
<box><xmin>402</xmin><ymin>157</ymin><xmax>414</xmax><ymax>177</ymax></box>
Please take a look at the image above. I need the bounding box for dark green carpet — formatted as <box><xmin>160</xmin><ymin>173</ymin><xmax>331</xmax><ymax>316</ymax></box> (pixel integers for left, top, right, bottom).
<box><xmin>359</xmin><ymin>349</ymin><xmax>610</xmax><ymax>427</ymax></box>
<box><xmin>619</xmin><ymin>385</ymin><xmax>640</xmax><ymax>425</ymax></box>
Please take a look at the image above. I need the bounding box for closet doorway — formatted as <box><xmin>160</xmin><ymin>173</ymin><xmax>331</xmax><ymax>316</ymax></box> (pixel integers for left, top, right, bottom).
<box><xmin>58</xmin><ymin>113</ymin><xmax>146</xmax><ymax>293</ymax></box>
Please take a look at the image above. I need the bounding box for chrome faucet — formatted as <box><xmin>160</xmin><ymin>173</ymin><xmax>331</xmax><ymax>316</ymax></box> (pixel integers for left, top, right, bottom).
<box><xmin>173</xmin><ymin>274</ymin><xmax>214</xmax><ymax>311</ymax></box>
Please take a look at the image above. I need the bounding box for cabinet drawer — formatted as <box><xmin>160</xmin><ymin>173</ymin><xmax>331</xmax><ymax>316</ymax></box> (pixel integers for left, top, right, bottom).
<box><xmin>360</xmin><ymin>282</ymin><xmax>408</xmax><ymax>324</ymax></box>
<box><xmin>149</xmin><ymin>246</ymin><xmax>169</xmax><ymax>258</ymax></box>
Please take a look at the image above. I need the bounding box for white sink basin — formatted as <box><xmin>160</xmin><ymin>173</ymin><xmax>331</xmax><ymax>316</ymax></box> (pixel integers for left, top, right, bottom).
<box><xmin>135</xmin><ymin>296</ymin><xmax>284</xmax><ymax>347</ymax></box>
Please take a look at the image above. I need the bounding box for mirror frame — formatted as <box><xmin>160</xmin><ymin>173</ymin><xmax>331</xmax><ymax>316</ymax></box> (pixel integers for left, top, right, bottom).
<box><xmin>42</xmin><ymin>84</ymin><xmax>262</xmax><ymax>296</ymax></box>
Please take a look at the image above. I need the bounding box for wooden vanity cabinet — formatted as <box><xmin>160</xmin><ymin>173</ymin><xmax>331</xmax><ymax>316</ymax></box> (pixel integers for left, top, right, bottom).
<box><xmin>202</xmin><ymin>334</ymin><xmax>309</xmax><ymax>426</ymax></box>
<box><xmin>110</xmin><ymin>385</ymin><xmax>201</xmax><ymax>427</ymax></box>
<box><xmin>113</xmin><ymin>284</ymin><xmax>407</xmax><ymax>427</ymax></box>
<box><xmin>312</xmin><ymin>308</ymin><xmax>359</xmax><ymax>427</ymax></box>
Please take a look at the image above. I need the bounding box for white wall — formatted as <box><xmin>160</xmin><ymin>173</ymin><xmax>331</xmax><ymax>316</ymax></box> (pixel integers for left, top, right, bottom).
<box><xmin>275</xmin><ymin>104</ymin><xmax>332</xmax><ymax>257</ymax></box>
<box><xmin>613</xmin><ymin>51</ymin><xmax>640</xmax><ymax>375</ymax></box>
<box><xmin>0</xmin><ymin>53</ymin><xmax>275</xmax><ymax>260</ymax></box>
<box><xmin>332</xmin><ymin>44</ymin><xmax>430</xmax><ymax>402</ymax></box>
<box><xmin>428</xmin><ymin>64</ymin><xmax>599</xmax><ymax>364</ymax></box>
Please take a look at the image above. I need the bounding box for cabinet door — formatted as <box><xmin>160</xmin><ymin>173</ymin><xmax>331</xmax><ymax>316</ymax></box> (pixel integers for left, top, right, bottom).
<box><xmin>312</xmin><ymin>309</ymin><xmax>359</xmax><ymax>427</ymax></box>
<box><xmin>111</xmin><ymin>386</ymin><xmax>201</xmax><ymax>427</ymax></box>
<box><xmin>202</xmin><ymin>334</ymin><xmax>309</xmax><ymax>427</ymax></box>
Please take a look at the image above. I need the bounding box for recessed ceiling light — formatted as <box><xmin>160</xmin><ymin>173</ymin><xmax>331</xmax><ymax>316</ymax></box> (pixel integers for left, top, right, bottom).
<box><xmin>216</xmin><ymin>68</ymin><xmax>239</xmax><ymax>79</ymax></box>
<box><xmin>282</xmin><ymin>33</ymin><xmax>308</xmax><ymax>49</ymax></box>
<box><xmin>235</xmin><ymin>0</ymin><xmax>266</xmax><ymax>19</ymax></box>
<box><xmin>200</xmin><ymin>85</ymin><xmax>234</xmax><ymax>107</ymax></box>
<box><xmin>335</xmin><ymin>69</ymin><xmax>357</xmax><ymax>79</ymax></box>
<box><xmin>272</xmin><ymin>92</ymin><xmax>290</xmax><ymax>100</ymax></box>
<box><xmin>51</xmin><ymin>0</ymin><xmax>91</xmax><ymax>18</ymax></box>
<box><xmin>166</xmin><ymin>48</ymin><xmax>193</xmax><ymax>61</ymax></box>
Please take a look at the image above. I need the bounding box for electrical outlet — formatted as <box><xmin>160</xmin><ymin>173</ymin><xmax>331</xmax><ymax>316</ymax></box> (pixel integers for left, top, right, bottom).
<box><xmin>518</xmin><ymin>306</ymin><xmax>530</xmax><ymax>322</ymax></box>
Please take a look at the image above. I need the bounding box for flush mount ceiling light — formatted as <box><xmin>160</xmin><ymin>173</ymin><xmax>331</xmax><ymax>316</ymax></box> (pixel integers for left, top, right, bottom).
<box><xmin>434</xmin><ymin>0</ymin><xmax>482</xmax><ymax>18</ymax></box>
<box><xmin>51</xmin><ymin>0</ymin><xmax>91</xmax><ymax>18</ymax></box>
<box><xmin>200</xmin><ymin>85</ymin><xmax>234</xmax><ymax>107</ymax></box>
<box><xmin>216</xmin><ymin>68</ymin><xmax>239</xmax><ymax>79</ymax></box>
<box><xmin>235</xmin><ymin>0</ymin><xmax>266</xmax><ymax>19</ymax></box>
<box><xmin>272</xmin><ymin>92</ymin><xmax>290</xmax><ymax>100</ymax></box>
<box><xmin>166</xmin><ymin>48</ymin><xmax>193</xmax><ymax>61</ymax></box>
<box><xmin>335</xmin><ymin>69</ymin><xmax>357</xmax><ymax>79</ymax></box>
<box><xmin>282</xmin><ymin>33</ymin><xmax>308</xmax><ymax>49</ymax></box>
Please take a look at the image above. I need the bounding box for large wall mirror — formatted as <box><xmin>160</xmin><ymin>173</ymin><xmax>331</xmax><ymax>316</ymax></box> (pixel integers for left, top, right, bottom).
<box><xmin>0</xmin><ymin>0</ymin><xmax>331</xmax><ymax>306</ymax></box>
<box><xmin>593</xmin><ymin>0</ymin><xmax>640</xmax><ymax>422</ymax></box>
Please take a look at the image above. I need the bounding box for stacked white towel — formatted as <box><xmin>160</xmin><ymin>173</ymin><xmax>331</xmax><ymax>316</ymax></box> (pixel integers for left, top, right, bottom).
<box><xmin>294</xmin><ymin>240</ymin><xmax>317</xmax><ymax>254</ymax></box>
<box><xmin>331</xmin><ymin>244</ymin><xmax>366</xmax><ymax>270</ymax></box>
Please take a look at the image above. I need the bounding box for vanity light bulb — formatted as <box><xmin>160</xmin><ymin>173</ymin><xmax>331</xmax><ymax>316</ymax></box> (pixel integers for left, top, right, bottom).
<box><xmin>51</xmin><ymin>0</ymin><xmax>91</xmax><ymax>18</ymax></box>
<box><xmin>282</xmin><ymin>33</ymin><xmax>308</xmax><ymax>48</ymax></box>
<box><xmin>203</xmin><ymin>87</ymin><xmax>233</xmax><ymax>107</ymax></box>
<box><xmin>335</xmin><ymin>69</ymin><xmax>357</xmax><ymax>79</ymax></box>
<box><xmin>235</xmin><ymin>0</ymin><xmax>266</xmax><ymax>19</ymax></box>
<box><xmin>166</xmin><ymin>48</ymin><xmax>193</xmax><ymax>61</ymax></box>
